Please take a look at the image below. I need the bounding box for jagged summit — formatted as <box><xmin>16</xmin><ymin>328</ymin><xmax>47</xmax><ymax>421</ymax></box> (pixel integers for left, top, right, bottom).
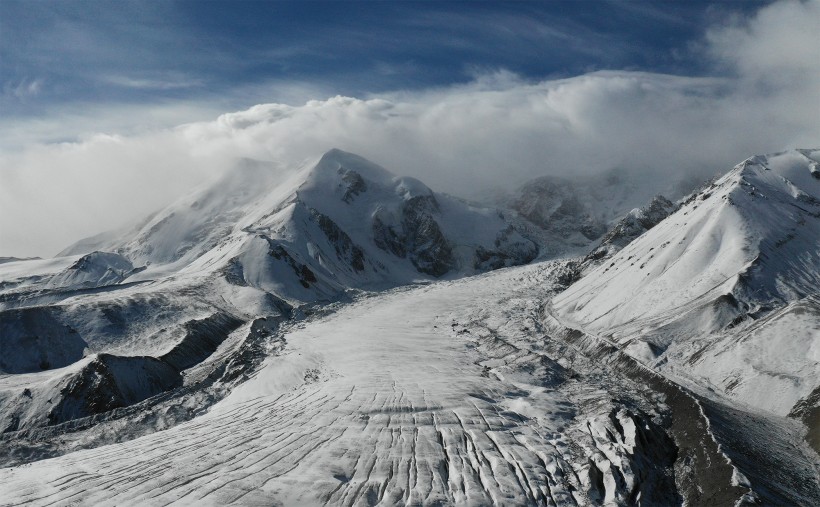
<box><xmin>580</xmin><ymin>195</ymin><xmax>678</xmax><ymax>271</ymax></box>
<box><xmin>503</xmin><ymin>164</ymin><xmax>701</xmax><ymax>258</ymax></box>
<box><xmin>306</xmin><ymin>148</ymin><xmax>396</xmax><ymax>187</ymax></box>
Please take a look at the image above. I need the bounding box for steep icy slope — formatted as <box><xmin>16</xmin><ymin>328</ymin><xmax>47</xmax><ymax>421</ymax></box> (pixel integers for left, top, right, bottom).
<box><xmin>553</xmin><ymin>149</ymin><xmax>820</xmax><ymax>418</ymax></box>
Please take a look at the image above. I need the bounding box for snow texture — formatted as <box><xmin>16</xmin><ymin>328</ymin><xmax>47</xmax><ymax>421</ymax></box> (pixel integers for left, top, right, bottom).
<box><xmin>555</xmin><ymin>149</ymin><xmax>820</xmax><ymax>418</ymax></box>
<box><xmin>1</xmin><ymin>149</ymin><xmax>818</xmax><ymax>506</ymax></box>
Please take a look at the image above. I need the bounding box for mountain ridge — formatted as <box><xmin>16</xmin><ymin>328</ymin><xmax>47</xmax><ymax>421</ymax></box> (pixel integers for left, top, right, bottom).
<box><xmin>0</xmin><ymin>148</ymin><xmax>817</xmax><ymax>505</ymax></box>
<box><xmin>554</xmin><ymin>149</ymin><xmax>820</xmax><ymax>419</ymax></box>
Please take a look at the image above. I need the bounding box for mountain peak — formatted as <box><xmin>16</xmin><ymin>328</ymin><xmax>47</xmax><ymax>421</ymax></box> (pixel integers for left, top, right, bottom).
<box><xmin>553</xmin><ymin>149</ymin><xmax>820</xmax><ymax>417</ymax></box>
<box><xmin>310</xmin><ymin>148</ymin><xmax>395</xmax><ymax>184</ymax></box>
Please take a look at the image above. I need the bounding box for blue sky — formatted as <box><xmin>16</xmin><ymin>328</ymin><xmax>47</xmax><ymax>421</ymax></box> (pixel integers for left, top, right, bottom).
<box><xmin>2</xmin><ymin>0</ymin><xmax>770</xmax><ymax>129</ymax></box>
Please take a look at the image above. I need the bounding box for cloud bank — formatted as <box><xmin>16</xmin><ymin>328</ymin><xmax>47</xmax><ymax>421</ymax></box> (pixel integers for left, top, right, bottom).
<box><xmin>1</xmin><ymin>0</ymin><xmax>818</xmax><ymax>258</ymax></box>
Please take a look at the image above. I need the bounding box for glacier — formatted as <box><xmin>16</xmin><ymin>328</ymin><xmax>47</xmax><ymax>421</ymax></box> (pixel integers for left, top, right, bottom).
<box><xmin>0</xmin><ymin>149</ymin><xmax>818</xmax><ymax>506</ymax></box>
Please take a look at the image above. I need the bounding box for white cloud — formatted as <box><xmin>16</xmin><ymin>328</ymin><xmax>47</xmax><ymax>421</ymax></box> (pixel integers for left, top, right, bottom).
<box><xmin>104</xmin><ymin>75</ymin><xmax>204</xmax><ymax>90</ymax></box>
<box><xmin>706</xmin><ymin>0</ymin><xmax>820</xmax><ymax>82</ymax></box>
<box><xmin>4</xmin><ymin>78</ymin><xmax>44</xmax><ymax>100</ymax></box>
<box><xmin>1</xmin><ymin>0</ymin><xmax>819</xmax><ymax>258</ymax></box>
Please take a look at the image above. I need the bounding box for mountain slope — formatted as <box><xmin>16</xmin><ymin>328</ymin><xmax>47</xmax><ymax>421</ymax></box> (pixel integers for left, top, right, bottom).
<box><xmin>553</xmin><ymin>149</ymin><xmax>820</xmax><ymax>417</ymax></box>
<box><xmin>57</xmin><ymin>149</ymin><xmax>537</xmax><ymax>300</ymax></box>
<box><xmin>504</xmin><ymin>166</ymin><xmax>697</xmax><ymax>255</ymax></box>
<box><xmin>0</xmin><ymin>149</ymin><xmax>538</xmax><ymax>434</ymax></box>
<box><xmin>1</xmin><ymin>150</ymin><xmax>818</xmax><ymax>505</ymax></box>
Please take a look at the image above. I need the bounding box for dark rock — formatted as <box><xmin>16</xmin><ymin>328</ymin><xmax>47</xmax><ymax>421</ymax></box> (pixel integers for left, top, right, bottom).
<box><xmin>474</xmin><ymin>226</ymin><xmax>538</xmax><ymax>271</ymax></box>
<box><xmin>0</xmin><ymin>307</ymin><xmax>87</xmax><ymax>374</ymax></box>
<box><xmin>372</xmin><ymin>215</ymin><xmax>406</xmax><ymax>258</ymax></box>
<box><xmin>222</xmin><ymin>257</ymin><xmax>248</xmax><ymax>286</ymax></box>
<box><xmin>338</xmin><ymin>168</ymin><xmax>368</xmax><ymax>203</ymax></box>
<box><xmin>48</xmin><ymin>354</ymin><xmax>182</xmax><ymax>426</ymax></box>
<box><xmin>266</xmin><ymin>240</ymin><xmax>319</xmax><ymax>288</ymax></box>
<box><xmin>402</xmin><ymin>196</ymin><xmax>455</xmax><ymax>277</ymax></box>
<box><xmin>160</xmin><ymin>313</ymin><xmax>244</xmax><ymax>372</ymax></box>
<box><xmin>308</xmin><ymin>207</ymin><xmax>366</xmax><ymax>272</ymax></box>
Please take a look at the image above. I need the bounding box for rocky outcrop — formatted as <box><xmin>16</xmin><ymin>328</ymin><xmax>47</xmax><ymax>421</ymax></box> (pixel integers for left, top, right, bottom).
<box><xmin>582</xmin><ymin>195</ymin><xmax>677</xmax><ymax>269</ymax></box>
<box><xmin>159</xmin><ymin>313</ymin><xmax>244</xmax><ymax>371</ymax></box>
<box><xmin>401</xmin><ymin>195</ymin><xmax>455</xmax><ymax>277</ymax></box>
<box><xmin>580</xmin><ymin>409</ymin><xmax>679</xmax><ymax>506</ymax></box>
<box><xmin>338</xmin><ymin>167</ymin><xmax>368</xmax><ymax>203</ymax></box>
<box><xmin>474</xmin><ymin>226</ymin><xmax>539</xmax><ymax>270</ymax></box>
<box><xmin>511</xmin><ymin>176</ymin><xmax>607</xmax><ymax>242</ymax></box>
<box><xmin>372</xmin><ymin>214</ymin><xmax>407</xmax><ymax>258</ymax></box>
<box><xmin>265</xmin><ymin>239</ymin><xmax>319</xmax><ymax>288</ymax></box>
<box><xmin>308</xmin><ymin>206</ymin><xmax>366</xmax><ymax>272</ymax></box>
<box><xmin>369</xmin><ymin>194</ymin><xmax>456</xmax><ymax>277</ymax></box>
<box><xmin>48</xmin><ymin>354</ymin><xmax>182</xmax><ymax>426</ymax></box>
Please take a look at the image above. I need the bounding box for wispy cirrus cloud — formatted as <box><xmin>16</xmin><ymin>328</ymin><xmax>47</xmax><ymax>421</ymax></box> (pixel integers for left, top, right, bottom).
<box><xmin>103</xmin><ymin>75</ymin><xmax>205</xmax><ymax>91</ymax></box>
<box><xmin>3</xmin><ymin>78</ymin><xmax>44</xmax><ymax>100</ymax></box>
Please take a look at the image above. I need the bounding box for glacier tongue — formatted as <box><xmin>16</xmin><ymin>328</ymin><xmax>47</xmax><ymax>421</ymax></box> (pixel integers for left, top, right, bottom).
<box><xmin>0</xmin><ymin>262</ymin><xmax>710</xmax><ymax>506</ymax></box>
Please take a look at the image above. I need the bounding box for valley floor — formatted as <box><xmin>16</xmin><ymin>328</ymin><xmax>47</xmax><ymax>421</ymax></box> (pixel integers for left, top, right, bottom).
<box><xmin>1</xmin><ymin>261</ymin><xmax>817</xmax><ymax>505</ymax></box>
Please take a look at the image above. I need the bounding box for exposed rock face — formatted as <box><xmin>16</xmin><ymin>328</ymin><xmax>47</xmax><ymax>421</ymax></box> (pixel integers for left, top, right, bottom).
<box><xmin>222</xmin><ymin>258</ymin><xmax>247</xmax><ymax>286</ymax></box>
<box><xmin>372</xmin><ymin>214</ymin><xmax>407</xmax><ymax>258</ymax></box>
<box><xmin>265</xmin><ymin>238</ymin><xmax>319</xmax><ymax>288</ymax></box>
<box><xmin>159</xmin><ymin>313</ymin><xmax>244</xmax><ymax>371</ymax></box>
<box><xmin>511</xmin><ymin>176</ymin><xmax>607</xmax><ymax>242</ymax></box>
<box><xmin>370</xmin><ymin>195</ymin><xmax>456</xmax><ymax>276</ymax></box>
<box><xmin>580</xmin><ymin>409</ymin><xmax>679</xmax><ymax>506</ymax></box>
<box><xmin>400</xmin><ymin>195</ymin><xmax>455</xmax><ymax>277</ymax></box>
<box><xmin>474</xmin><ymin>225</ymin><xmax>539</xmax><ymax>270</ymax></box>
<box><xmin>307</xmin><ymin>206</ymin><xmax>366</xmax><ymax>272</ymax></box>
<box><xmin>338</xmin><ymin>168</ymin><xmax>368</xmax><ymax>203</ymax></box>
<box><xmin>583</xmin><ymin>195</ymin><xmax>677</xmax><ymax>268</ymax></box>
<box><xmin>48</xmin><ymin>354</ymin><xmax>182</xmax><ymax>426</ymax></box>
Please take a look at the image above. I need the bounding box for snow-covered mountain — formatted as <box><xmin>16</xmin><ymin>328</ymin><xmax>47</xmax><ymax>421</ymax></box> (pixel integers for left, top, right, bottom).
<box><xmin>62</xmin><ymin>149</ymin><xmax>538</xmax><ymax>298</ymax></box>
<box><xmin>1</xmin><ymin>149</ymin><xmax>818</xmax><ymax>506</ymax></box>
<box><xmin>553</xmin><ymin>149</ymin><xmax>820</xmax><ymax>419</ymax></box>
<box><xmin>502</xmin><ymin>166</ymin><xmax>697</xmax><ymax>256</ymax></box>
<box><xmin>0</xmin><ymin>149</ymin><xmax>539</xmax><ymax>433</ymax></box>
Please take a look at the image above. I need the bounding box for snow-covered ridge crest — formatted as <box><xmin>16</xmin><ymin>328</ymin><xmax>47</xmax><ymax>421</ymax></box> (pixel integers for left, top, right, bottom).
<box><xmin>554</xmin><ymin>148</ymin><xmax>820</xmax><ymax>417</ymax></box>
<box><xmin>52</xmin><ymin>149</ymin><xmax>537</xmax><ymax>301</ymax></box>
<box><xmin>234</xmin><ymin>149</ymin><xmax>538</xmax><ymax>297</ymax></box>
